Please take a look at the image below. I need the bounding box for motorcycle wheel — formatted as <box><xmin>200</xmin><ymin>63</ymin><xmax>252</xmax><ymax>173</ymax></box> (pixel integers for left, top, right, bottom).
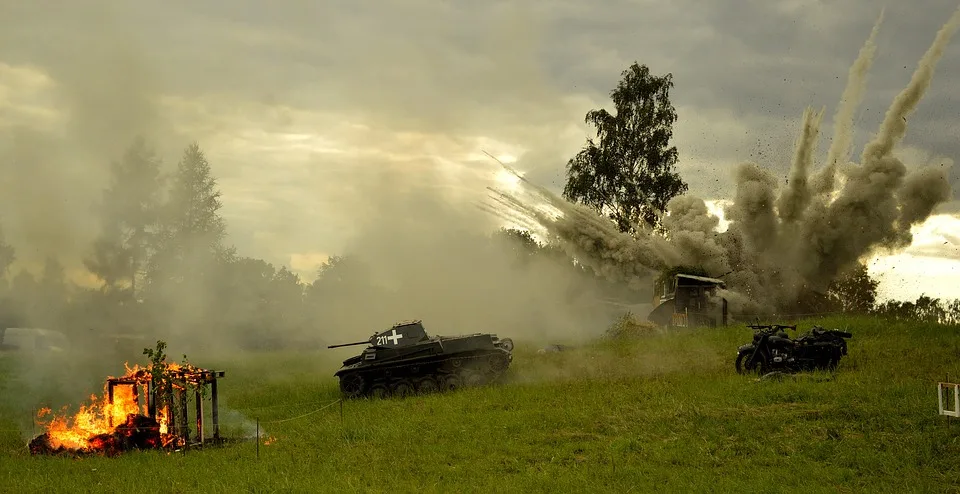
<box><xmin>736</xmin><ymin>352</ymin><xmax>767</xmax><ymax>375</ymax></box>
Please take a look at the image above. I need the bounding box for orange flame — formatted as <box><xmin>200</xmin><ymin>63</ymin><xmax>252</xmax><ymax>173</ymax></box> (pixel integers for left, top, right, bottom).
<box><xmin>34</xmin><ymin>361</ymin><xmax>190</xmax><ymax>453</ymax></box>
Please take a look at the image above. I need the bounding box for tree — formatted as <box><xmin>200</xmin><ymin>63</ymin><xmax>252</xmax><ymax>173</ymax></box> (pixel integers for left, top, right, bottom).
<box><xmin>790</xmin><ymin>262</ymin><xmax>879</xmax><ymax>315</ymax></box>
<box><xmin>9</xmin><ymin>269</ymin><xmax>38</xmax><ymax>326</ymax></box>
<box><xmin>827</xmin><ymin>262</ymin><xmax>879</xmax><ymax>314</ymax></box>
<box><xmin>146</xmin><ymin>142</ymin><xmax>233</xmax><ymax>290</ymax></box>
<box><xmin>268</xmin><ymin>266</ymin><xmax>308</xmax><ymax>345</ymax></box>
<box><xmin>216</xmin><ymin>257</ymin><xmax>307</xmax><ymax>350</ymax></box>
<box><xmin>308</xmin><ymin>255</ymin><xmax>373</xmax><ymax>293</ymax></box>
<box><xmin>0</xmin><ymin>227</ymin><xmax>16</xmax><ymax>328</ymax></box>
<box><xmin>143</xmin><ymin>142</ymin><xmax>234</xmax><ymax>332</ymax></box>
<box><xmin>491</xmin><ymin>228</ymin><xmax>541</xmax><ymax>264</ymax></box>
<box><xmin>0</xmin><ymin>224</ymin><xmax>15</xmax><ymax>291</ymax></box>
<box><xmin>562</xmin><ymin>63</ymin><xmax>688</xmax><ymax>233</ymax></box>
<box><xmin>37</xmin><ymin>256</ymin><xmax>68</xmax><ymax>328</ymax></box>
<box><xmin>84</xmin><ymin>137</ymin><xmax>164</xmax><ymax>297</ymax></box>
<box><xmin>875</xmin><ymin>295</ymin><xmax>951</xmax><ymax>324</ymax></box>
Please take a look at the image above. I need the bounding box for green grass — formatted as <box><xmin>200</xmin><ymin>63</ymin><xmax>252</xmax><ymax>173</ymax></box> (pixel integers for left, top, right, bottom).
<box><xmin>2</xmin><ymin>315</ymin><xmax>960</xmax><ymax>493</ymax></box>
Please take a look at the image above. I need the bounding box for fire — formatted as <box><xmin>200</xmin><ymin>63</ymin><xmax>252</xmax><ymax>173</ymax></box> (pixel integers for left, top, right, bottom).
<box><xmin>30</xmin><ymin>362</ymin><xmax>192</xmax><ymax>455</ymax></box>
<box><xmin>28</xmin><ymin>348</ymin><xmax>226</xmax><ymax>457</ymax></box>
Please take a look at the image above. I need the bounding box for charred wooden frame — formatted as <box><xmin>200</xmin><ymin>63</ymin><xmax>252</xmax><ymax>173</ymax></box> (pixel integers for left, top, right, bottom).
<box><xmin>106</xmin><ymin>369</ymin><xmax>225</xmax><ymax>446</ymax></box>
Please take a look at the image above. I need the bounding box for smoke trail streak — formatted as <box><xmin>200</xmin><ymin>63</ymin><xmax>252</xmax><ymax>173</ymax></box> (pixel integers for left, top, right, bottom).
<box><xmin>481</xmin><ymin>6</ymin><xmax>959</xmax><ymax>316</ymax></box>
<box><xmin>866</xmin><ymin>6</ymin><xmax>960</xmax><ymax>161</ymax></box>
<box><xmin>811</xmin><ymin>8</ymin><xmax>885</xmax><ymax>195</ymax></box>
<box><xmin>777</xmin><ymin>106</ymin><xmax>825</xmax><ymax>225</ymax></box>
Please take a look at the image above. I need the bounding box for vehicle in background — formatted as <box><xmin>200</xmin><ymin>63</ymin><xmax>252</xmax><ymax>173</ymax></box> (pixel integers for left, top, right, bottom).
<box><xmin>0</xmin><ymin>327</ymin><xmax>70</xmax><ymax>353</ymax></box>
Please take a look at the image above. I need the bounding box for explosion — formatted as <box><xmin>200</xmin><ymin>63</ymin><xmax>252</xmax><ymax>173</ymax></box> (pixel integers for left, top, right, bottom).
<box><xmin>486</xmin><ymin>6</ymin><xmax>960</xmax><ymax>315</ymax></box>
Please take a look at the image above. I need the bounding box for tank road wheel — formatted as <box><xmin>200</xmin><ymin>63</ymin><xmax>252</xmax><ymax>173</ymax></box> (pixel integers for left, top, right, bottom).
<box><xmin>415</xmin><ymin>376</ymin><xmax>440</xmax><ymax>395</ymax></box>
<box><xmin>441</xmin><ymin>373</ymin><xmax>463</xmax><ymax>392</ymax></box>
<box><xmin>499</xmin><ymin>338</ymin><xmax>514</xmax><ymax>352</ymax></box>
<box><xmin>391</xmin><ymin>379</ymin><xmax>415</xmax><ymax>398</ymax></box>
<box><xmin>339</xmin><ymin>373</ymin><xmax>365</xmax><ymax>399</ymax></box>
<box><xmin>488</xmin><ymin>354</ymin><xmax>510</xmax><ymax>373</ymax></box>
<box><xmin>369</xmin><ymin>383</ymin><xmax>390</xmax><ymax>400</ymax></box>
<box><xmin>460</xmin><ymin>369</ymin><xmax>487</xmax><ymax>387</ymax></box>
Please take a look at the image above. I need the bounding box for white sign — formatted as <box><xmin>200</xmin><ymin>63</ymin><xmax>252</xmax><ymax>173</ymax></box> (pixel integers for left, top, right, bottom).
<box><xmin>938</xmin><ymin>382</ymin><xmax>959</xmax><ymax>417</ymax></box>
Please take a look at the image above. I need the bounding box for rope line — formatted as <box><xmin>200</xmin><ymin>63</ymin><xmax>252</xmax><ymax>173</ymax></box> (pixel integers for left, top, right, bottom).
<box><xmin>259</xmin><ymin>399</ymin><xmax>341</xmax><ymax>425</ymax></box>
<box><xmin>226</xmin><ymin>399</ymin><xmax>328</xmax><ymax>413</ymax></box>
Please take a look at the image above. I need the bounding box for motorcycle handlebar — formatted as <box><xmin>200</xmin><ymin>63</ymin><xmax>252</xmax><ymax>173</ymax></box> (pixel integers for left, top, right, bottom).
<box><xmin>747</xmin><ymin>325</ymin><xmax>851</xmax><ymax>338</ymax></box>
<box><xmin>747</xmin><ymin>324</ymin><xmax>797</xmax><ymax>331</ymax></box>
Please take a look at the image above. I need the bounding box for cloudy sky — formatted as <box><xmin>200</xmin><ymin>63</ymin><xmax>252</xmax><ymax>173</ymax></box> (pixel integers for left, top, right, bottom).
<box><xmin>1</xmin><ymin>0</ymin><xmax>958</xmax><ymax>301</ymax></box>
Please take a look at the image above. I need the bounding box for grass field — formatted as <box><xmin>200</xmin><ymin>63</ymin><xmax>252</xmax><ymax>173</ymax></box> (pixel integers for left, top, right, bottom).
<box><xmin>2</xmin><ymin>315</ymin><xmax>960</xmax><ymax>493</ymax></box>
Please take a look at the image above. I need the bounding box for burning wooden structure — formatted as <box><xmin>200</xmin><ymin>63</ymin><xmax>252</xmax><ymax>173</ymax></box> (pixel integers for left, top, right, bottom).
<box><xmin>29</xmin><ymin>363</ymin><xmax>226</xmax><ymax>456</ymax></box>
<box><xmin>106</xmin><ymin>366</ymin><xmax>225</xmax><ymax>446</ymax></box>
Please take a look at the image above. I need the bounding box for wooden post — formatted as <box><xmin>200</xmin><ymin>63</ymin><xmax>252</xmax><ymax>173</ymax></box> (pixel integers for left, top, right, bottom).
<box><xmin>177</xmin><ymin>383</ymin><xmax>188</xmax><ymax>444</ymax></box>
<box><xmin>211</xmin><ymin>376</ymin><xmax>220</xmax><ymax>441</ymax></box>
<box><xmin>195</xmin><ymin>388</ymin><xmax>204</xmax><ymax>445</ymax></box>
<box><xmin>147</xmin><ymin>380</ymin><xmax>156</xmax><ymax>419</ymax></box>
<box><xmin>107</xmin><ymin>382</ymin><xmax>115</xmax><ymax>428</ymax></box>
<box><xmin>166</xmin><ymin>383</ymin><xmax>176</xmax><ymax>441</ymax></box>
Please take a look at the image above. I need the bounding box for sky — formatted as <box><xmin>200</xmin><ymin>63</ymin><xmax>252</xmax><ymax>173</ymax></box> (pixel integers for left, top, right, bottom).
<box><xmin>0</xmin><ymin>0</ymin><xmax>958</xmax><ymax>302</ymax></box>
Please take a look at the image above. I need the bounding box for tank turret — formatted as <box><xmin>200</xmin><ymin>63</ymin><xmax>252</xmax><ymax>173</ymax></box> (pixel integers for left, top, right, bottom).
<box><xmin>328</xmin><ymin>320</ymin><xmax>513</xmax><ymax>399</ymax></box>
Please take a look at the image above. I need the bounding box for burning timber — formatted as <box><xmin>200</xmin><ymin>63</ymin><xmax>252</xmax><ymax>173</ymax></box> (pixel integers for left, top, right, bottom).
<box><xmin>29</xmin><ymin>364</ymin><xmax>226</xmax><ymax>457</ymax></box>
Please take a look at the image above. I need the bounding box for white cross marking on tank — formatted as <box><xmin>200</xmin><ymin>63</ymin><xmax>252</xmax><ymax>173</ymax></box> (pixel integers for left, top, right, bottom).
<box><xmin>386</xmin><ymin>329</ymin><xmax>403</xmax><ymax>345</ymax></box>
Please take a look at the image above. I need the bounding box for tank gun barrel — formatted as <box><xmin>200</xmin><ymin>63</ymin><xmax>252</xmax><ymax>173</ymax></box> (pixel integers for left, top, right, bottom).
<box><xmin>327</xmin><ymin>340</ymin><xmax>370</xmax><ymax>349</ymax></box>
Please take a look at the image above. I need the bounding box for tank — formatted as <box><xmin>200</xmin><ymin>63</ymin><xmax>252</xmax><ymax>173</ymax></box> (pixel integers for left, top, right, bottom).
<box><xmin>327</xmin><ymin>320</ymin><xmax>514</xmax><ymax>399</ymax></box>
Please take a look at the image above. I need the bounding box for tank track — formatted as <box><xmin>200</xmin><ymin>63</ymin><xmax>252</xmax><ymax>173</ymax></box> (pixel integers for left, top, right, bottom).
<box><xmin>337</xmin><ymin>351</ymin><xmax>511</xmax><ymax>399</ymax></box>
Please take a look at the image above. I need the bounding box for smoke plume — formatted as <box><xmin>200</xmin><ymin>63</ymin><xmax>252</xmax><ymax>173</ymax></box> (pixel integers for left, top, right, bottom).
<box><xmin>486</xmin><ymin>7</ymin><xmax>959</xmax><ymax>315</ymax></box>
<box><xmin>317</xmin><ymin>161</ymin><xmax>637</xmax><ymax>350</ymax></box>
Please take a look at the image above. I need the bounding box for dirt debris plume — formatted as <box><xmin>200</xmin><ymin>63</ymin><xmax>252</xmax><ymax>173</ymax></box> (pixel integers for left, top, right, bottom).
<box><xmin>486</xmin><ymin>7</ymin><xmax>958</xmax><ymax>315</ymax></box>
<box><xmin>797</xmin><ymin>5</ymin><xmax>960</xmax><ymax>286</ymax></box>
<box><xmin>776</xmin><ymin>106</ymin><xmax>825</xmax><ymax>225</ymax></box>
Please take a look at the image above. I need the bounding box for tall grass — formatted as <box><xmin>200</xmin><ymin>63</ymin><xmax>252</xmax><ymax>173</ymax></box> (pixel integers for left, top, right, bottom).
<box><xmin>1</xmin><ymin>315</ymin><xmax>959</xmax><ymax>493</ymax></box>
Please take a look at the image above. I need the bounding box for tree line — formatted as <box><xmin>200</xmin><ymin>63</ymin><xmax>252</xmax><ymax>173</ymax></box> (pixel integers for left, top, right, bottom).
<box><xmin>0</xmin><ymin>143</ymin><xmax>615</xmax><ymax>352</ymax></box>
<box><xmin>0</xmin><ymin>139</ymin><xmax>311</xmax><ymax>350</ymax></box>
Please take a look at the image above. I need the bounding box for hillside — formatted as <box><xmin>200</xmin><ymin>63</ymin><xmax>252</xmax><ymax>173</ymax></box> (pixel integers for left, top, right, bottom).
<box><xmin>2</xmin><ymin>315</ymin><xmax>960</xmax><ymax>493</ymax></box>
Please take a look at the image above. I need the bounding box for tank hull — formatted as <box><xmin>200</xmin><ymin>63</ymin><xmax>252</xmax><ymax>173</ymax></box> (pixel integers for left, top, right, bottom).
<box><xmin>333</xmin><ymin>333</ymin><xmax>513</xmax><ymax>399</ymax></box>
